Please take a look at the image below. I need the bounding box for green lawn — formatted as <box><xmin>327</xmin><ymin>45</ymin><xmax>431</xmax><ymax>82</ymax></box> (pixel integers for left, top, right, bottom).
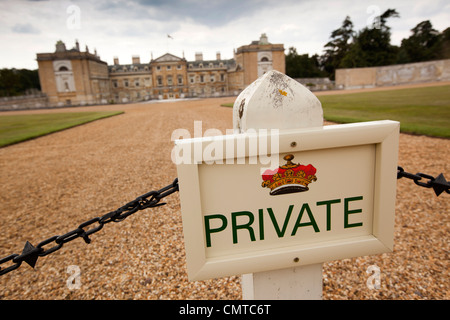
<box><xmin>318</xmin><ymin>85</ymin><xmax>450</xmax><ymax>138</ymax></box>
<box><xmin>0</xmin><ymin>111</ymin><xmax>123</xmax><ymax>147</ymax></box>
<box><xmin>221</xmin><ymin>85</ymin><xmax>450</xmax><ymax>138</ymax></box>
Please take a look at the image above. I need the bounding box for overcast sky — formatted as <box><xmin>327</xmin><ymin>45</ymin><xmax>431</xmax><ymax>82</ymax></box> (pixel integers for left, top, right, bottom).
<box><xmin>0</xmin><ymin>0</ymin><xmax>449</xmax><ymax>69</ymax></box>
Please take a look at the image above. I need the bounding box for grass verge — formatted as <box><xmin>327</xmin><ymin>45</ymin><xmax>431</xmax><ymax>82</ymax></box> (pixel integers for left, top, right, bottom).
<box><xmin>221</xmin><ymin>85</ymin><xmax>450</xmax><ymax>138</ymax></box>
<box><xmin>0</xmin><ymin>111</ymin><xmax>123</xmax><ymax>147</ymax></box>
<box><xmin>317</xmin><ymin>85</ymin><xmax>450</xmax><ymax>138</ymax></box>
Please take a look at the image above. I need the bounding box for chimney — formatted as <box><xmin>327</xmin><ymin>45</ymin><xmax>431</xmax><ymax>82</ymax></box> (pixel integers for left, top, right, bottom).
<box><xmin>259</xmin><ymin>33</ymin><xmax>269</xmax><ymax>45</ymax></box>
<box><xmin>195</xmin><ymin>52</ymin><xmax>203</xmax><ymax>61</ymax></box>
<box><xmin>132</xmin><ymin>55</ymin><xmax>140</xmax><ymax>64</ymax></box>
<box><xmin>75</xmin><ymin>39</ymin><xmax>80</xmax><ymax>51</ymax></box>
<box><xmin>55</xmin><ymin>40</ymin><xmax>66</xmax><ymax>52</ymax></box>
<box><xmin>113</xmin><ymin>57</ymin><xmax>119</xmax><ymax>65</ymax></box>
<box><xmin>216</xmin><ymin>52</ymin><xmax>221</xmax><ymax>61</ymax></box>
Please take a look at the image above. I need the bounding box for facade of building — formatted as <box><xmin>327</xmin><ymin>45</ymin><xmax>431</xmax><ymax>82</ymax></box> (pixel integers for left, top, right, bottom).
<box><xmin>37</xmin><ymin>40</ymin><xmax>111</xmax><ymax>107</ymax></box>
<box><xmin>37</xmin><ymin>34</ymin><xmax>285</xmax><ymax>106</ymax></box>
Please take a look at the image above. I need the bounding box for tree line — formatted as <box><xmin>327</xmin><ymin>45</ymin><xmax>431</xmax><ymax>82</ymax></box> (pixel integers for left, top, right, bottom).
<box><xmin>286</xmin><ymin>8</ymin><xmax>450</xmax><ymax>80</ymax></box>
<box><xmin>0</xmin><ymin>68</ymin><xmax>40</xmax><ymax>97</ymax></box>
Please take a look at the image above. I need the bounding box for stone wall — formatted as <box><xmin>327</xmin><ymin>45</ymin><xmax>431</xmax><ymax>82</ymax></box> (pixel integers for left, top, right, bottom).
<box><xmin>336</xmin><ymin>59</ymin><xmax>450</xmax><ymax>89</ymax></box>
<box><xmin>294</xmin><ymin>77</ymin><xmax>335</xmax><ymax>91</ymax></box>
<box><xmin>0</xmin><ymin>93</ymin><xmax>49</xmax><ymax>111</ymax></box>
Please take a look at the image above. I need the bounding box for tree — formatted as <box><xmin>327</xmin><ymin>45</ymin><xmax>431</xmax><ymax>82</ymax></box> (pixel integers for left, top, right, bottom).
<box><xmin>340</xmin><ymin>9</ymin><xmax>400</xmax><ymax>68</ymax></box>
<box><xmin>0</xmin><ymin>69</ymin><xmax>21</xmax><ymax>96</ymax></box>
<box><xmin>320</xmin><ymin>9</ymin><xmax>450</xmax><ymax>75</ymax></box>
<box><xmin>0</xmin><ymin>68</ymin><xmax>40</xmax><ymax>97</ymax></box>
<box><xmin>398</xmin><ymin>20</ymin><xmax>445</xmax><ymax>63</ymax></box>
<box><xmin>18</xmin><ymin>69</ymin><xmax>41</xmax><ymax>92</ymax></box>
<box><xmin>398</xmin><ymin>20</ymin><xmax>441</xmax><ymax>63</ymax></box>
<box><xmin>321</xmin><ymin>16</ymin><xmax>355</xmax><ymax>78</ymax></box>
<box><xmin>285</xmin><ymin>47</ymin><xmax>326</xmax><ymax>78</ymax></box>
<box><xmin>437</xmin><ymin>27</ymin><xmax>450</xmax><ymax>59</ymax></box>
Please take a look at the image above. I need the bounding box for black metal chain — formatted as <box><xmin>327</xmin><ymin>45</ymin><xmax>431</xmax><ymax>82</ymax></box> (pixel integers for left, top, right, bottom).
<box><xmin>0</xmin><ymin>178</ymin><xmax>179</xmax><ymax>277</ymax></box>
<box><xmin>1</xmin><ymin>166</ymin><xmax>448</xmax><ymax>277</ymax></box>
<box><xmin>397</xmin><ymin>166</ymin><xmax>449</xmax><ymax>197</ymax></box>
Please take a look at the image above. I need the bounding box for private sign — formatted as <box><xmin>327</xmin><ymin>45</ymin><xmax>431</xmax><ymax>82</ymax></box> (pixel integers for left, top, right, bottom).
<box><xmin>204</xmin><ymin>195</ymin><xmax>365</xmax><ymax>248</ymax></box>
<box><xmin>175</xmin><ymin>120</ymin><xmax>399</xmax><ymax>281</ymax></box>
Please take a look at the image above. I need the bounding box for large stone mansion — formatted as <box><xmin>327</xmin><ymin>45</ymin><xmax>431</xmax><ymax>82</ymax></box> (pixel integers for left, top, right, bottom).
<box><xmin>36</xmin><ymin>34</ymin><xmax>285</xmax><ymax>107</ymax></box>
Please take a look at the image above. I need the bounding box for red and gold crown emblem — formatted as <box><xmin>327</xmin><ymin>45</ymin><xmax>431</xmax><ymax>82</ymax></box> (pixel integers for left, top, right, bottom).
<box><xmin>261</xmin><ymin>154</ymin><xmax>317</xmax><ymax>195</ymax></box>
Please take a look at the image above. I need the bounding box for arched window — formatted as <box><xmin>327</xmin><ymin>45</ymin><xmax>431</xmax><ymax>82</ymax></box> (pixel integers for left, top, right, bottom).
<box><xmin>261</xmin><ymin>57</ymin><xmax>269</xmax><ymax>62</ymax></box>
<box><xmin>59</xmin><ymin>66</ymin><xmax>69</xmax><ymax>71</ymax></box>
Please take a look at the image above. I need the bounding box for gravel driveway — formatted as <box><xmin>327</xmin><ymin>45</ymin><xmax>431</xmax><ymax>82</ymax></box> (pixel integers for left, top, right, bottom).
<box><xmin>0</xmin><ymin>96</ymin><xmax>448</xmax><ymax>299</ymax></box>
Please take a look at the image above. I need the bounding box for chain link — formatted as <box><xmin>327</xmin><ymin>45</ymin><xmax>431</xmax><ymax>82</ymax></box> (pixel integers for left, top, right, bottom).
<box><xmin>0</xmin><ymin>178</ymin><xmax>179</xmax><ymax>276</ymax></box>
<box><xmin>397</xmin><ymin>166</ymin><xmax>449</xmax><ymax>196</ymax></box>
<box><xmin>2</xmin><ymin>166</ymin><xmax>447</xmax><ymax>277</ymax></box>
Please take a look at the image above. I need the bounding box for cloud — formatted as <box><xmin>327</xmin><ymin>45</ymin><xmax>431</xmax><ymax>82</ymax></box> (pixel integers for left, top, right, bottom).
<box><xmin>0</xmin><ymin>0</ymin><xmax>448</xmax><ymax>69</ymax></box>
<box><xmin>135</xmin><ymin>0</ymin><xmax>291</xmax><ymax>27</ymax></box>
<box><xmin>11</xmin><ymin>23</ymin><xmax>41</xmax><ymax>34</ymax></box>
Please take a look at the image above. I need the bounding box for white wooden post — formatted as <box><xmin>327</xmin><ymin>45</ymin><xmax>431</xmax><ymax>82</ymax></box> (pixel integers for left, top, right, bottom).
<box><xmin>233</xmin><ymin>70</ymin><xmax>324</xmax><ymax>300</ymax></box>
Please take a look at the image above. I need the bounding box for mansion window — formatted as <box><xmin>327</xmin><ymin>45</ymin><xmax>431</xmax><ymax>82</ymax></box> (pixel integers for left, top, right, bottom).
<box><xmin>177</xmin><ymin>76</ymin><xmax>183</xmax><ymax>85</ymax></box>
<box><xmin>112</xmin><ymin>80</ymin><xmax>118</xmax><ymax>88</ymax></box>
<box><xmin>167</xmin><ymin>76</ymin><xmax>173</xmax><ymax>86</ymax></box>
<box><xmin>220</xmin><ymin>74</ymin><xmax>225</xmax><ymax>82</ymax></box>
<box><xmin>134</xmin><ymin>79</ymin><xmax>140</xmax><ymax>87</ymax></box>
<box><xmin>156</xmin><ymin>66</ymin><xmax>161</xmax><ymax>71</ymax></box>
<box><xmin>177</xmin><ymin>65</ymin><xmax>182</xmax><ymax>70</ymax></box>
<box><xmin>190</xmin><ymin>76</ymin><xmax>195</xmax><ymax>83</ymax></box>
<box><xmin>210</xmin><ymin>75</ymin><xmax>215</xmax><ymax>82</ymax></box>
<box><xmin>157</xmin><ymin>76</ymin><xmax>163</xmax><ymax>86</ymax></box>
<box><xmin>200</xmin><ymin>75</ymin><xmax>204</xmax><ymax>83</ymax></box>
<box><xmin>167</xmin><ymin>65</ymin><xmax>171</xmax><ymax>70</ymax></box>
<box><xmin>124</xmin><ymin>79</ymin><xmax>129</xmax><ymax>87</ymax></box>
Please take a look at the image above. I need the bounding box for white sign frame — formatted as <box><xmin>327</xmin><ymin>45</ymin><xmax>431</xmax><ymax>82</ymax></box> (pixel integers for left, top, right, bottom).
<box><xmin>175</xmin><ymin>120</ymin><xmax>399</xmax><ymax>281</ymax></box>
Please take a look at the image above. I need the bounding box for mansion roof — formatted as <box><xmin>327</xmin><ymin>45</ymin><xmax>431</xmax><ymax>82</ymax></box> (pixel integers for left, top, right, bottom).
<box><xmin>36</xmin><ymin>40</ymin><xmax>106</xmax><ymax>64</ymax></box>
<box><xmin>108</xmin><ymin>52</ymin><xmax>237</xmax><ymax>74</ymax></box>
<box><xmin>38</xmin><ymin>34</ymin><xmax>282</xmax><ymax>77</ymax></box>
